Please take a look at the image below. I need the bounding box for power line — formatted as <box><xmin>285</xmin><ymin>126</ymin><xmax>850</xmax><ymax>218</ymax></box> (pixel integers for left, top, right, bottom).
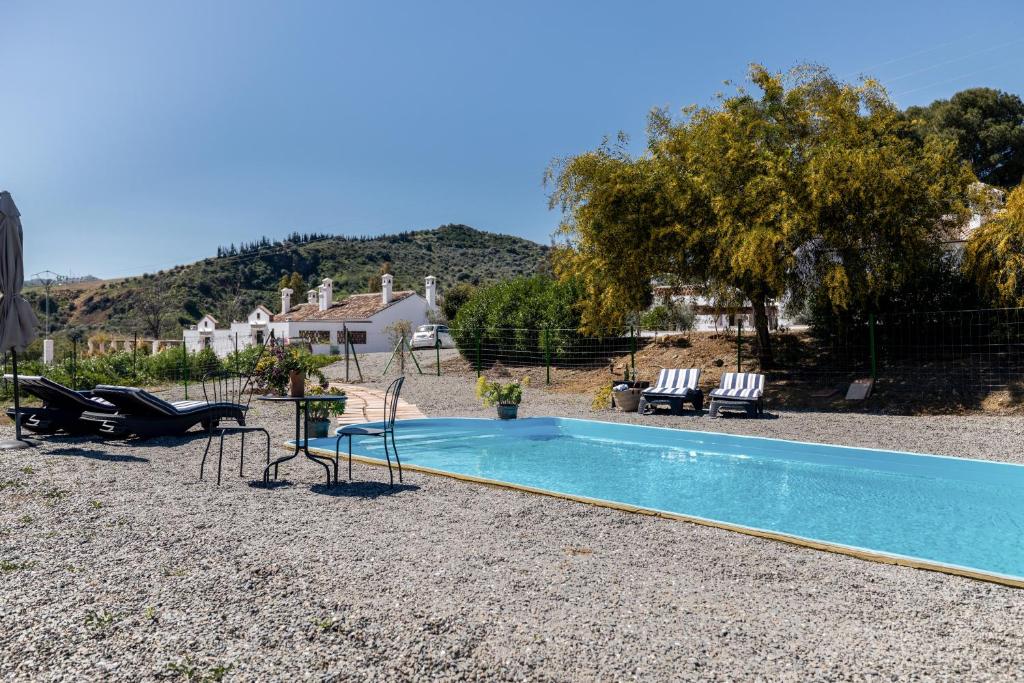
<box><xmin>892</xmin><ymin>62</ymin><xmax>1012</xmax><ymax>99</ymax></box>
<box><xmin>883</xmin><ymin>37</ymin><xmax>1024</xmax><ymax>85</ymax></box>
<box><xmin>841</xmin><ymin>33</ymin><xmax>980</xmax><ymax>79</ymax></box>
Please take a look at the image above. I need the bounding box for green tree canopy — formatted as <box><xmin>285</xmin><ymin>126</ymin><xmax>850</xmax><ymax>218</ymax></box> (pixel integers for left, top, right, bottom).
<box><xmin>964</xmin><ymin>184</ymin><xmax>1024</xmax><ymax>306</ymax></box>
<box><xmin>907</xmin><ymin>88</ymin><xmax>1024</xmax><ymax>188</ymax></box>
<box><xmin>549</xmin><ymin>64</ymin><xmax>974</xmax><ymax>365</ymax></box>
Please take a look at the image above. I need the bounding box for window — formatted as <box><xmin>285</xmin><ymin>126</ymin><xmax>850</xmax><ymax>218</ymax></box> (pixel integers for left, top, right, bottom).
<box><xmin>298</xmin><ymin>330</ymin><xmax>330</xmax><ymax>344</ymax></box>
<box><xmin>345</xmin><ymin>330</ymin><xmax>367</xmax><ymax>345</ymax></box>
<box><xmin>438</xmin><ymin>326</ymin><xmax>449</xmax><ymax>333</ymax></box>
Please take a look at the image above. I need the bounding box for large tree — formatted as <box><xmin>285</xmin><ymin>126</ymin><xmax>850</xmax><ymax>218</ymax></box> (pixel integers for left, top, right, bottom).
<box><xmin>549</xmin><ymin>64</ymin><xmax>973</xmax><ymax>366</ymax></box>
<box><xmin>907</xmin><ymin>88</ymin><xmax>1024</xmax><ymax>188</ymax></box>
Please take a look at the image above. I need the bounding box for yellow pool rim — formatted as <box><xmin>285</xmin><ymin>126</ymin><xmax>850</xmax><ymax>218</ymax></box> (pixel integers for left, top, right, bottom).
<box><xmin>303</xmin><ymin>441</ymin><xmax>1024</xmax><ymax>589</ymax></box>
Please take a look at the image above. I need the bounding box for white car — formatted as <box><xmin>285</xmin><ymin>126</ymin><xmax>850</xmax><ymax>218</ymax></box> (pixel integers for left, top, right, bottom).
<box><xmin>410</xmin><ymin>324</ymin><xmax>455</xmax><ymax>349</ymax></box>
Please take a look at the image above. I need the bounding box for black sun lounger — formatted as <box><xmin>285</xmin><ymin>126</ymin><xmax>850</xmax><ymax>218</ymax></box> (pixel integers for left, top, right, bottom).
<box><xmin>81</xmin><ymin>385</ymin><xmax>247</xmax><ymax>438</ymax></box>
<box><xmin>4</xmin><ymin>375</ymin><xmax>118</xmax><ymax>434</ymax></box>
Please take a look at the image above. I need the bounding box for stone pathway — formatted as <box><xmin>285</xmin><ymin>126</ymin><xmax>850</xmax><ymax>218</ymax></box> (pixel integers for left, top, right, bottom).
<box><xmin>329</xmin><ymin>382</ymin><xmax>425</xmax><ymax>425</ymax></box>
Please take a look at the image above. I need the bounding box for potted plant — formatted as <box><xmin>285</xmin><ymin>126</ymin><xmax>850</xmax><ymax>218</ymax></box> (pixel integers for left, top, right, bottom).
<box><xmin>476</xmin><ymin>375</ymin><xmax>528</xmax><ymax>419</ymax></box>
<box><xmin>255</xmin><ymin>344</ymin><xmax>326</xmax><ymax>396</ymax></box>
<box><xmin>306</xmin><ymin>386</ymin><xmax>347</xmax><ymax>438</ymax></box>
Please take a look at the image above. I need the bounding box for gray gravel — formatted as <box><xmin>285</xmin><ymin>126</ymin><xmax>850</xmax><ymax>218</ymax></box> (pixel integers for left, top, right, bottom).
<box><xmin>2</xmin><ymin>361</ymin><xmax>1024</xmax><ymax>681</ymax></box>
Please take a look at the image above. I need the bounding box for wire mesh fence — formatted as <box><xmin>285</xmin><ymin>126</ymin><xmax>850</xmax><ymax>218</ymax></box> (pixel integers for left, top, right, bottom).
<box><xmin>447</xmin><ymin>327</ymin><xmax>645</xmax><ymax>374</ymax></box>
<box><xmin>2</xmin><ymin>307</ymin><xmax>1022</xmax><ymax>406</ymax></box>
<box><xmin>778</xmin><ymin>308</ymin><xmax>1024</xmax><ymax>395</ymax></box>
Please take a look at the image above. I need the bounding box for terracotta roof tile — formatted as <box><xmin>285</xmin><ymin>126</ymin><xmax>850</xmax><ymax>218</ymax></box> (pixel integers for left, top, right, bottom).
<box><xmin>274</xmin><ymin>291</ymin><xmax>415</xmax><ymax>322</ymax></box>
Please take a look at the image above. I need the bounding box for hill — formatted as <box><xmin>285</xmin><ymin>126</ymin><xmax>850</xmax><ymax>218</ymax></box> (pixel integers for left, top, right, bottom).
<box><xmin>39</xmin><ymin>225</ymin><xmax>549</xmax><ymax>338</ymax></box>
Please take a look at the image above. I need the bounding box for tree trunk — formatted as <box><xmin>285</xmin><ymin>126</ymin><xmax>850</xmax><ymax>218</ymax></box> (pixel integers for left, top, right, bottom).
<box><xmin>750</xmin><ymin>294</ymin><xmax>774</xmax><ymax>368</ymax></box>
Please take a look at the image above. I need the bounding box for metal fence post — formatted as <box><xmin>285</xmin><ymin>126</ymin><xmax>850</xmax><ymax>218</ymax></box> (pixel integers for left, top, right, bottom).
<box><xmin>71</xmin><ymin>338</ymin><xmax>78</xmax><ymax>389</ymax></box>
<box><xmin>181</xmin><ymin>336</ymin><xmax>188</xmax><ymax>399</ymax></box>
<box><xmin>475</xmin><ymin>331</ymin><xmax>482</xmax><ymax>378</ymax></box>
<box><xmin>630</xmin><ymin>324</ymin><xmax>636</xmax><ymax>378</ymax></box>
<box><xmin>736</xmin><ymin>319</ymin><xmax>742</xmax><ymax>372</ymax></box>
<box><xmin>349</xmin><ymin>336</ymin><xmax>363</xmax><ymax>382</ymax></box>
<box><xmin>343</xmin><ymin>324</ymin><xmax>350</xmax><ymax>382</ymax></box>
<box><xmin>435</xmin><ymin>336</ymin><xmax>441</xmax><ymax>376</ymax></box>
<box><xmin>545</xmin><ymin>328</ymin><xmax>551</xmax><ymax>385</ymax></box>
<box><xmin>869</xmin><ymin>313</ymin><xmax>877</xmax><ymax>382</ymax></box>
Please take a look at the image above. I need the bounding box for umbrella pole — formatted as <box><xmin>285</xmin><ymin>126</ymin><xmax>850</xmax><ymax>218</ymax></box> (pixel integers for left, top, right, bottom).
<box><xmin>1</xmin><ymin>349</ymin><xmax>36</xmax><ymax>449</ymax></box>
<box><xmin>12</xmin><ymin>350</ymin><xmax>22</xmax><ymax>440</ymax></box>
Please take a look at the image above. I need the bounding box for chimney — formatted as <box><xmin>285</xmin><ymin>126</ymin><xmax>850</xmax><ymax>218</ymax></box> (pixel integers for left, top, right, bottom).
<box><xmin>425</xmin><ymin>275</ymin><xmax>437</xmax><ymax>309</ymax></box>
<box><xmin>381</xmin><ymin>273</ymin><xmax>394</xmax><ymax>305</ymax></box>
<box><xmin>280</xmin><ymin>288</ymin><xmax>293</xmax><ymax>315</ymax></box>
<box><xmin>319</xmin><ymin>278</ymin><xmax>333</xmax><ymax>311</ymax></box>
<box><xmin>307</xmin><ymin>289</ymin><xmax>318</xmax><ymax>305</ymax></box>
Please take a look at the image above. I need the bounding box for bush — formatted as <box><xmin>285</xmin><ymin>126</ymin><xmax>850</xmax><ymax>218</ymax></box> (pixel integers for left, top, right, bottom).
<box><xmin>640</xmin><ymin>301</ymin><xmax>696</xmax><ymax>331</ymax></box>
<box><xmin>440</xmin><ymin>283</ymin><xmax>475</xmax><ymax>323</ymax></box>
<box><xmin>452</xmin><ymin>276</ymin><xmax>585</xmax><ymax>362</ymax></box>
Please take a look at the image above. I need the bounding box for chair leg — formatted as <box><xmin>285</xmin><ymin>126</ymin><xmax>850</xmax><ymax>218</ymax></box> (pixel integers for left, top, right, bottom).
<box><xmin>263</xmin><ymin>430</ymin><xmax>271</xmax><ymax>474</ymax></box>
<box><xmin>200</xmin><ymin>431</ymin><xmax>213</xmax><ymax>480</ymax></box>
<box><xmin>390</xmin><ymin>430</ymin><xmax>403</xmax><ymax>483</ymax></box>
<box><xmin>348</xmin><ymin>434</ymin><xmax>353</xmax><ymax>481</ymax></box>
<box><xmin>382</xmin><ymin>432</ymin><xmax>394</xmax><ymax>487</ymax></box>
<box><xmin>216</xmin><ymin>431</ymin><xmax>226</xmax><ymax>486</ymax></box>
<box><xmin>331</xmin><ymin>435</ymin><xmax>340</xmax><ymax>485</ymax></box>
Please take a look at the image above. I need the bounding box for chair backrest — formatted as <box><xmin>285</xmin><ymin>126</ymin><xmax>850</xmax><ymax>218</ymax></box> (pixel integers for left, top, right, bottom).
<box><xmin>383</xmin><ymin>375</ymin><xmax>405</xmax><ymax>431</ymax></box>
<box><xmin>654</xmin><ymin>368</ymin><xmax>701</xmax><ymax>390</ymax></box>
<box><xmin>201</xmin><ymin>330</ymin><xmax>274</xmax><ymax>409</ymax></box>
<box><xmin>718</xmin><ymin>372</ymin><xmax>765</xmax><ymax>391</ymax></box>
<box><xmin>12</xmin><ymin>375</ymin><xmax>116</xmax><ymax>413</ymax></box>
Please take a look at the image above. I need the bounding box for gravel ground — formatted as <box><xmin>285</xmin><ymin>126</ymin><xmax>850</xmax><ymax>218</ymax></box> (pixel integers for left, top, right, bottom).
<box><xmin>2</xmin><ymin>358</ymin><xmax>1024</xmax><ymax>681</ymax></box>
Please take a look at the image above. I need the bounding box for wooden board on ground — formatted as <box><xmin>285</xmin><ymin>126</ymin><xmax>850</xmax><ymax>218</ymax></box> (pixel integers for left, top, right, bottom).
<box><xmin>845</xmin><ymin>378</ymin><xmax>874</xmax><ymax>401</ymax></box>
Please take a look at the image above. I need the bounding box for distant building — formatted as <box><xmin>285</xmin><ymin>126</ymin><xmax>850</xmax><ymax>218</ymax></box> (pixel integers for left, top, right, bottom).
<box><xmin>943</xmin><ymin>182</ymin><xmax>1006</xmax><ymax>253</ymax></box>
<box><xmin>184</xmin><ymin>274</ymin><xmax>438</xmax><ymax>355</ymax></box>
<box><xmin>648</xmin><ymin>285</ymin><xmax>792</xmax><ymax>332</ymax></box>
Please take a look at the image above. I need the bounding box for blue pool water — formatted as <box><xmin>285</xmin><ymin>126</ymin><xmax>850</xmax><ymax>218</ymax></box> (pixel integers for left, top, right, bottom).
<box><xmin>307</xmin><ymin>417</ymin><xmax>1024</xmax><ymax>581</ymax></box>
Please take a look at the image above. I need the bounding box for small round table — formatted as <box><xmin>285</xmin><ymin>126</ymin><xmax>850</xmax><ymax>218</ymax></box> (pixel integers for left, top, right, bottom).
<box><xmin>257</xmin><ymin>394</ymin><xmax>348</xmax><ymax>485</ymax></box>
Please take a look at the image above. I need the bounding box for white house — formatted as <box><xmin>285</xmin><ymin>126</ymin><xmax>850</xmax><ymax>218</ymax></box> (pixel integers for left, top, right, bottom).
<box><xmin>184</xmin><ymin>274</ymin><xmax>439</xmax><ymax>356</ymax></box>
<box><xmin>647</xmin><ymin>285</ymin><xmax>795</xmax><ymax>332</ymax></box>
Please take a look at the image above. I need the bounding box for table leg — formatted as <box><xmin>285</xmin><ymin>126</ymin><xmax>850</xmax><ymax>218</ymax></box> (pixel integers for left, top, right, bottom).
<box><xmin>261</xmin><ymin>401</ymin><xmax>302</xmax><ymax>483</ymax></box>
<box><xmin>302</xmin><ymin>400</ymin><xmax>334</xmax><ymax>485</ymax></box>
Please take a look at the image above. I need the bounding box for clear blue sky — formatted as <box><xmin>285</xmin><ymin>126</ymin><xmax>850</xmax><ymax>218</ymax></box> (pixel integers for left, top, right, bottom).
<box><xmin>4</xmin><ymin>0</ymin><xmax>1023</xmax><ymax>279</ymax></box>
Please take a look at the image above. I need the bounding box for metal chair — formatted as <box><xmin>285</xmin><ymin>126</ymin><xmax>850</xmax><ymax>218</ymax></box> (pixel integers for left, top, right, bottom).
<box><xmin>199</xmin><ymin>332</ymin><xmax>273</xmax><ymax>485</ymax></box>
<box><xmin>333</xmin><ymin>376</ymin><xmax>404</xmax><ymax>487</ymax></box>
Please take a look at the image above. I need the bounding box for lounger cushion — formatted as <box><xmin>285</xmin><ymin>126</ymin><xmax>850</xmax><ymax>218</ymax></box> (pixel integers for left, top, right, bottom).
<box><xmin>642</xmin><ymin>369</ymin><xmax>701</xmax><ymax>396</ymax></box>
<box><xmin>93</xmin><ymin>386</ymin><xmax>245</xmax><ymax>417</ymax></box>
<box><xmin>709</xmin><ymin>372</ymin><xmax>765</xmax><ymax>400</ymax></box>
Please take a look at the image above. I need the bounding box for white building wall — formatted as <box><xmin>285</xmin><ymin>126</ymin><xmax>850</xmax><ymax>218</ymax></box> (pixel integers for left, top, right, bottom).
<box><xmin>184</xmin><ymin>291</ymin><xmax>433</xmax><ymax>358</ymax></box>
<box><xmin>271</xmin><ymin>293</ymin><xmax>431</xmax><ymax>354</ymax></box>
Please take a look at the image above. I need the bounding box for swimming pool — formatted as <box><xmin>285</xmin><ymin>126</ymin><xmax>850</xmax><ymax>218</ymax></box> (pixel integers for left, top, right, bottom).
<box><xmin>305</xmin><ymin>417</ymin><xmax>1024</xmax><ymax>586</ymax></box>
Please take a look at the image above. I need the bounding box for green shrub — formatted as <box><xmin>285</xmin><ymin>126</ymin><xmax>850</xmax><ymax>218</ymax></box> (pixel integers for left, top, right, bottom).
<box><xmin>452</xmin><ymin>276</ymin><xmax>585</xmax><ymax>362</ymax></box>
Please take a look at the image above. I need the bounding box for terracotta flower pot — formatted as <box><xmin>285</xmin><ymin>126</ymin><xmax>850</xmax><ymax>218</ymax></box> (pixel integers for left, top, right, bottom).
<box><xmin>496</xmin><ymin>404</ymin><xmax>518</xmax><ymax>420</ymax></box>
<box><xmin>288</xmin><ymin>370</ymin><xmax>305</xmax><ymax>397</ymax></box>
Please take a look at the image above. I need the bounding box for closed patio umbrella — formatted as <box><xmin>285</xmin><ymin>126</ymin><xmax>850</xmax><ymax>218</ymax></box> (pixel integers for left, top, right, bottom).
<box><xmin>0</xmin><ymin>191</ymin><xmax>40</xmax><ymax>448</ymax></box>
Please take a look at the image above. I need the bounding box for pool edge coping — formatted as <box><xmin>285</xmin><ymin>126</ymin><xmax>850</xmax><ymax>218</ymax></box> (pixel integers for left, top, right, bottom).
<box><xmin>302</xmin><ymin>426</ymin><xmax>1024</xmax><ymax>590</ymax></box>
